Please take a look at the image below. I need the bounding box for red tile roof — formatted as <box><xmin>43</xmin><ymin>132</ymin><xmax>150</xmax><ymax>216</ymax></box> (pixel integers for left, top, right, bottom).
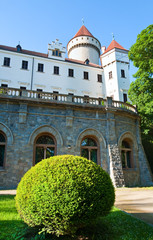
<box><xmin>74</xmin><ymin>25</ymin><xmax>94</xmax><ymax>38</ymax></box>
<box><xmin>102</xmin><ymin>40</ymin><xmax>128</xmax><ymax>55</ymax></box>
<box><xmin>0</xmin><ymin>45</ymin><xmax>48</xmax><ymax>58</ymax></box>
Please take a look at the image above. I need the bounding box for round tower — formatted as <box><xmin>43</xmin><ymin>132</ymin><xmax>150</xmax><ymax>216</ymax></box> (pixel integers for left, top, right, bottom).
<box><xmin>67</xmin><ymin>25</ymin><xmax>101</xmax><ymax>65</ymax></box>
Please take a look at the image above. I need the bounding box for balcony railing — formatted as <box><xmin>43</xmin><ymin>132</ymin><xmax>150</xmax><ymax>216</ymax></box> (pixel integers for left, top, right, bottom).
<box><xmin>0</xmin><ymin>87</ymin><xmax>137</xmax><ymax>113</ymax></box>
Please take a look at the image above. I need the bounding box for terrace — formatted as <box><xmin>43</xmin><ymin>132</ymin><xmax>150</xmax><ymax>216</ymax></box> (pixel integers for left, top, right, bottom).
<box><xmin>0</xmin><ymin>87</ymin><xmax>137</xmax><ymax>113</ymax></box>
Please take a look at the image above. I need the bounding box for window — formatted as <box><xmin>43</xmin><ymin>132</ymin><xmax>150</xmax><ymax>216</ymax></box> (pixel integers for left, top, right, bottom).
<box><xmin>123</xmin><ymin>93</ymin><xmax>127</xmax><ymax>102</ymax></box>
<box><xmin>121</xmin><ymin>69</ymin><xmax>125</xmax><ymax>78</ymax></box>
<box><xmin>97</xmin><ymin>74</ymin><xmax>102</xmax><ymax>82</ymax></box>
<box><xmin>54</xmin><ymin>66</ymin><xmax>59</xmax><ymax>75</ymax></box>
<box><xmin>38</xmin><ymin>63</ymin><xmax>44</xmax><ymax>72</ymax></box>
<box><xmin>84</xmin><ymin>71</ymin><xmax>89</xmax><ymax>80</ymax></box>
<box><xmin>81</xmin><ymin>137</ymin><xmax>98</xmax><ymax>163</ymax></box>
<box><xmin>85</xmin><ymin>59</ymin><xmax>89</xmax><ymax>64</ymax></box>
<box><xmin>68</xmin><ymin>69</ymin><xmax>74</xmax><ymax>77</ymax></box>
<box><xmin>52</xmin><ymin>49</ymin><xmax>61</xmax><ymax>57</ymax></box>
<box><xmin>3</xmin><ymin>57</ymin><xmax>10</xmax><ymax>67</ymax></box>
<box><xmin>1</xmin><ymin>84</ymin><xmax>8</xmax><ymax>88</ymax></box>
<box><xmin>53</xmin><ymin>91</ymin><xmax>59</xmax><ymax>100</ymax></box>
<box><xmin>121</xmin><ymin>140</ymin><xmax>133</xmax><ymax>169</ymax></box>
<box><xmin>37</xmin><ymin>89</ymin><xmax>42</xmax><ymax>98</ymax></box>
<box><xmin>83</xmin><ymin>95</ymin><xmax>89</xmax><ymax>103</ymax></box>
<box><xmin>34</xmin><ymin>134</ymin><xmax>56</xmax><ymax>165</ymax></box>
<box><xmin>22</xmin><ymin>60</ymin><xmax>28</xmax><ymax>70</ymax></box>
<box><xmin>0</xmin><ymin>132</ymin><xmax>6</xmax><ymax>168</ymax></box>
<box><xmin>109</xmin><ymin>71</ymin><xmax>112</xmax><ymax>79</ymax></box>
<box><xmin>20</xmin><ymin>87</ymin><xmax>26</xmax><ymax>96</ymax></box>
<box><xmin>68</xmin><ymin>93</ymin><xmax>74</xmax><ymax>102</ymax></box>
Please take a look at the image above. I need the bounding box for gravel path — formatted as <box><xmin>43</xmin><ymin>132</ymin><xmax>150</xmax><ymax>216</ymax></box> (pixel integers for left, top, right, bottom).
<box><xmin>0</xmin><ymin>190</ymin><xmax>16</xmax><ymax>195</ymax></box>
<box><xmin>115</xmin><ymin>188</ymin><xmax>153</xmax><ymax>226</ymax></box>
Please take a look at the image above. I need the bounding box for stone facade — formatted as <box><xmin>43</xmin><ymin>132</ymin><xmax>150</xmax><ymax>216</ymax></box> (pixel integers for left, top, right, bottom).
<box><xmin>0</xmin><ymin>90</ymin><xmax>152</xmax><ymax>189</ymax></box>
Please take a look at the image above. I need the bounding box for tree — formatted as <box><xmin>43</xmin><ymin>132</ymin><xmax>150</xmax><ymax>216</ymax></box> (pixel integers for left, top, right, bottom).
<box><xmin>128</xmin><ymin>25</ymin><xmax>153</xmax><ymax>172</ymax></box>
<box><xmin>128</xmin><ymin>24</ymin><xmax>153</xmax><ymax>134</ymax></box>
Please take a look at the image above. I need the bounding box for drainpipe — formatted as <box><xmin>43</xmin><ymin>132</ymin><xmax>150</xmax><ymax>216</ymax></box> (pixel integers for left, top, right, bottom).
<box><xmin>31</xmin><ymin>57</ymin><xmax>34</xmax><ymax>90</ymax></box>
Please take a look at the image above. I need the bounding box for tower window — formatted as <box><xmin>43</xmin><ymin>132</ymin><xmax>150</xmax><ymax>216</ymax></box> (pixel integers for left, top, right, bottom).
<box><xmin>3</xmin><ymin>57</ymin><xmax>10</xmax><ymax>67</ymax></box>
<box><xmin>84</xmin><ymin>71</ymin><xmax>89</xmax><ymax>80</ymax></box>
<box><xmin>97</xmin><ymin>74</ymin><xmax>102</xmax><ymax>82</ymax></box>
<box><xmin>109</xmin><ymin>71</ymin><xmax>112</xmax><ymax>79</ymax></box>
<box><xmin>54</xmin><ymin>66</ymin><xmax>59</xmax><ymax>75</ymax></box>
<box><xmin>121</xmin><ymin>69</ymin><xmax>125</xmax><ymax>78</ymax></box>
<box><xmin>85</xmin><ymin>59</ymin><xmax>89</xmax><ymax>64</ymax></box>
<box><xmin>52</xmin><ymin>49</ymin><xmax>62</xmax><ymax>57</ymax></box>
<box><xmin>22</xmin><ymin>60</ymin><xmax>28</xmax><ymax>70</ymax></box>
<box><xmin>38</xmin><ymin>63</ymin><xmax>44</xmax><ymax>72</ymax></box>
<box><xmin>123</xmin><ymin>93</ymin><xmax>127</xmax><ymax>102</ymax></box>
<box><xmin>68</xmin><ymin>69</ymin><xmax>74</xmax><ymax>77</ymax></box>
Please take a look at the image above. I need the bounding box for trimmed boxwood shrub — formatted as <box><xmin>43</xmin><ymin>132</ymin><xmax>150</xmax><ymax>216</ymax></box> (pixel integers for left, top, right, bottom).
<box><xmin>16</xmin><ymin>155</ymin><xmax>115</xmax><ymax>236</ymax></box>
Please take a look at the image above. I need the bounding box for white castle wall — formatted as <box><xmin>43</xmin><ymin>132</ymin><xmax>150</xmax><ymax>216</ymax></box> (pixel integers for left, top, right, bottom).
<box><xmin>0</xmin><ymin>50</ymin><xmax>32</xmax><ymax>89</ymax></box>
<box><xmin>0</xmin><ymin>50</ymin><xmax>105</xmax><ymax>98</ymax></box>
<box><xmin>101</xmin><ymin>49</ymin><xmax>130</xmax><ymax>101</ymax></box>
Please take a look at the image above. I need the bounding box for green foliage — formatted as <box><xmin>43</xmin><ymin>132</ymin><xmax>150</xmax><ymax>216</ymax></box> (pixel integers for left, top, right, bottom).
<box><xmin>15</xmin><ymin>155</ymin><xmax>115</xmax><ymax>237</ymax></box>
<box><xmin>128</xmin><ymin>24</ymin><xmax>153</xmax><ymax>132</ymax></box>
<box><xmin>128</xmin><ymin>25</ymin><xmax>153</xmax><ymax>171</ymax></box>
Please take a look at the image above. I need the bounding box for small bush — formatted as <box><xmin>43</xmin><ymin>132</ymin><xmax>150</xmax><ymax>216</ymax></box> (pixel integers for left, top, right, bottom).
<box><xmin>16</xmin><ymin>155</ymin><xmax>115</xmax><ymax>236</ymax></box>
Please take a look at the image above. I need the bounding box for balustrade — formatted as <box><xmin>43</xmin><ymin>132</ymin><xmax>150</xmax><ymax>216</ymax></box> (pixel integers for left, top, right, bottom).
<box><xmin>0</xmin><ymin>87</ymin><xmax>137</xmax><ymax>113</ymax></box>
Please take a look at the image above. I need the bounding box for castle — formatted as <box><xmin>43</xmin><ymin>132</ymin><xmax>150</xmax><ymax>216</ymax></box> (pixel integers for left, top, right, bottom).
<box><xmin>0</xmin><ymin>25</ymin><xmax>152</xmax><ymax>188</ymax></box>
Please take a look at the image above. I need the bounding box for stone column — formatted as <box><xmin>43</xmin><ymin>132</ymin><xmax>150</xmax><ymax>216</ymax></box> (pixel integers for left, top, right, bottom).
<box><xmin>106</xmin><ymin>110</ymin><xmax>125</xmax><ymax>187</ymax></box>
<box><xmin>18</xmin><ymin>103</ymin><xmax>27</xmax><ymax>123</ymax></box>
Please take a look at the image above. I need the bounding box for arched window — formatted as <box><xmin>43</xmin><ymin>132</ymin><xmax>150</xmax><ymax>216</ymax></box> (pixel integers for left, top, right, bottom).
<box><xmin>81</xmin><ymin>137</ymin><xmax>98</xmax><ymax>163</ymax></box>
<box><xmin>121</xmin><ymin>139</ymin><xmax>133</xmax><ymax>169</ymax></box>
<box><xmin>0</xmin><ymin>132</ymin><xmax>6</xmax><ymax>168</ymax></box>
<box><xmin>34</xmin><ymin>134</ymin><xmax>56</xmax><ymax>165</ymax></box>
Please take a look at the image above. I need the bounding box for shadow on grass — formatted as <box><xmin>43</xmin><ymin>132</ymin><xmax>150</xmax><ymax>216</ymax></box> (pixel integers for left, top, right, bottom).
<box><xmin>2</xmin><ymin>214</ymin><xmax>122</xmax><ymax>240</ymax></box>
<box><xmin>1</xmin><ymin>196</ymin><xmax>153</xmax><ymax>240</ymax></box>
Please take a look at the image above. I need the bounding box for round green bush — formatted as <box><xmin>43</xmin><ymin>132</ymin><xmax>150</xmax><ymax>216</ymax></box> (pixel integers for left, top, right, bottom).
<box><xmin>16</xmin><ymin>155</ymin><xmax>115</xmax><ymax>236</ymax></box>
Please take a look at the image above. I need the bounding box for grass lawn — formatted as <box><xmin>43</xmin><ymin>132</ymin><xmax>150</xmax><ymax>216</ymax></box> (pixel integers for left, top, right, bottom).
<box><xmin>0</xmin><ymin>195</ymin><xmax>153</xmax><ymax>240</ymax></box>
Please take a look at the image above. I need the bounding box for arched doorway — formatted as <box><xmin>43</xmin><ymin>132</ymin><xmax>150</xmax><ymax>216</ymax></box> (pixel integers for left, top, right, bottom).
<box><xmin>34</xmin><ymin>133</ymin><xmax>56</xmax><ymax>165</ymax></box>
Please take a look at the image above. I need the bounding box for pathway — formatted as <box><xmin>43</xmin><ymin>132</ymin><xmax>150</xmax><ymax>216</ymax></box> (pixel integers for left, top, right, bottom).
<box><xmin>115</xmin><ymin>188</ymin><xmax>153</xmax><ymax>226</ymax></box>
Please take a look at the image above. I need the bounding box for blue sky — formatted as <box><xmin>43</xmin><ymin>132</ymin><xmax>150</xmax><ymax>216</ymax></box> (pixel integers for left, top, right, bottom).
<box><xmin>0</xmin><ymin>0</ymin><xmax>152</xmax><ymax>82</ymax></box>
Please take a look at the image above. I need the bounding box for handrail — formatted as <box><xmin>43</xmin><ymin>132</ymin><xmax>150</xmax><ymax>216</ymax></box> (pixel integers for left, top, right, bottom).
<box><xmin>0</xmin><ymin>87</ymin><xmax>137</xmax><ymax>113</ymax></box>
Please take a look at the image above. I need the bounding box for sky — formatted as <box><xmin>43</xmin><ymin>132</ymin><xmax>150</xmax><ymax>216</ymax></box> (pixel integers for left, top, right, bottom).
<box><xmin>0</xmin><ymin>0</ymin><xmax>152</xmax><ymax>82</ymax></box>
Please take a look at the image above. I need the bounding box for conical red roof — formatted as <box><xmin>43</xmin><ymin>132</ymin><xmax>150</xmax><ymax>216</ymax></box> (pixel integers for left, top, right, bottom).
<box><xmin>103</xmin><ymin>40</ymin><xmax>127</xmax><ymax>54</ymax></box>
<box><xmin>74</xmin><ymin>25</ymin><xmax>94</xmax><ymax>38</ymax></box>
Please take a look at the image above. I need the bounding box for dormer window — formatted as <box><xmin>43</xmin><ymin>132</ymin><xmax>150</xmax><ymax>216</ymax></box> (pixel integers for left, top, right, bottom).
<box><xmin>52</xmin><ymin>49</ymin><xmax>61</xmax><ymax>57</ymax></box>
<box><xmin>16</xmin><ymin>44</ymin><xmax>22</xmax><ymax>52</ymax></box>
<box><xmin>85</xmin><ymin>59</ymin><xmax>90</xmax><ymax>65</ymax></box>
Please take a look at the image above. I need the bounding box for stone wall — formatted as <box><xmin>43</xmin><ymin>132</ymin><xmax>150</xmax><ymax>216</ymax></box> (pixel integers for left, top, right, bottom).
<box><xmin>0</xmin><ymin>96</ymin><xmax>152</xmax><ymax>189</ymax></box>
